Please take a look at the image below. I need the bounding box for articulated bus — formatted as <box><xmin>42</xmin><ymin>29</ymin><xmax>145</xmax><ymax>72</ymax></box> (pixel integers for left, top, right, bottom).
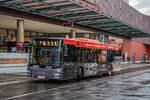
<box><xmin>27</xmin><ymin>37</ymin><xmax>122</xmax><ymax>80</ymax></box>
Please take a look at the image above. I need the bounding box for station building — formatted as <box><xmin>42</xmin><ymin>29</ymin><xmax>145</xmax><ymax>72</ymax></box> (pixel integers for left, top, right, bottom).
<box><xmin>0</xmin><ymin>0</ymin><xmax>150</xmax><ymax>64</ymax></box>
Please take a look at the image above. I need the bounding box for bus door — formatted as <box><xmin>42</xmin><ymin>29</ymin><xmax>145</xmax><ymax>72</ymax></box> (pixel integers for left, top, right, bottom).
<box><xmin>83</xmin><ymin>48</ymin><xmax>98</xmax><ymax>76</ymax></box>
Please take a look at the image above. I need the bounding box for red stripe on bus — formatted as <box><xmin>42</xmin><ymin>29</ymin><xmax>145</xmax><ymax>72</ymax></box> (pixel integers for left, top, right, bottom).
<box><xmin>64</xmin><ymin>39</ymin><xmax>121</xmax><ymax>50</ymax></box>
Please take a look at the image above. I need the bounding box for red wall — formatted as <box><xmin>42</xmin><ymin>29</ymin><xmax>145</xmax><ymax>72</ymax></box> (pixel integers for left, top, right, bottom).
<box><xmin>123</xmin><ymin>39</ymin><xmax>150</xmax><ymax>61</ymax></box>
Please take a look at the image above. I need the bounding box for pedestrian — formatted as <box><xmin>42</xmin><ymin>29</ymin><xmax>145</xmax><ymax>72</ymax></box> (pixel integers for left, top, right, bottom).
<box><xmin>52</xmin><ymin>54</ymin><xmax>56</xmax><ymax>63</ymax></box>
<box><xmin>127</xmin><ymin>56</ymin><xmax>130</xmax><ymax>64</ymax></box>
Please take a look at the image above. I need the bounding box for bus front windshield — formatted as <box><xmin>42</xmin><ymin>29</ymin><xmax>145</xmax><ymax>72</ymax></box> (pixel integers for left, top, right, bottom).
<box><xmin>29</xmin><ymin>41</ymin><xmax>62</xmax><ymax>67</ymax></box>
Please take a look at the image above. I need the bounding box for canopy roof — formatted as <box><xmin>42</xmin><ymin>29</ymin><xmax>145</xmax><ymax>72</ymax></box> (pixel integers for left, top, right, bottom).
<box><xmin>0</xmin><ymin>0</ymin><xmax>150</xmax><ymax>38</ymax></box>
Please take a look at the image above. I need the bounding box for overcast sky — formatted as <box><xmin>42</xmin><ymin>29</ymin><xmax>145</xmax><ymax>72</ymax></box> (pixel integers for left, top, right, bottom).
<box><xmin>129</xmin><ymin>0</ymin><xmax>150</xmax><ymax>16</ymax></box>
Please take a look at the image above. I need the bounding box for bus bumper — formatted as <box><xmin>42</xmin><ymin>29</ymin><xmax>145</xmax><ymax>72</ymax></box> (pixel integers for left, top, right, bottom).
<box><xmin>27</xmin><ymin>67</ymin><xmax>63</xmax><ymax>80</ymax></box>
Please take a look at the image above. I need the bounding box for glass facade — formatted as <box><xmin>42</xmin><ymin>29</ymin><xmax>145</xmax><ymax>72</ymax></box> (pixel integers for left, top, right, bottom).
<box><xmin>0</xmin><ymin>29</ymin><xmax>7</xmax><ymax>52</ymax></box>
<box><xmin>0</xmin><ymin>28</ymin><xmax>117</xmax><ymax>53</ymax></box>
<box><xmin>0</xmin><ymin>28</ymin><xmax>70</xmax><ymax>53</ymax></box>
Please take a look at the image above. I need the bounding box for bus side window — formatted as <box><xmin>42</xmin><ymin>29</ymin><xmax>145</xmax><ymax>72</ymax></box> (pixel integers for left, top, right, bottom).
<box><xmin>97</xmin><ymin>53</ymin><xmax>102</xmax><ymax>63</ymax></box>
<box><xmin>63</xmin><ymin>45</ymin><xmax>77</xmax><ymax>64</ymax></box>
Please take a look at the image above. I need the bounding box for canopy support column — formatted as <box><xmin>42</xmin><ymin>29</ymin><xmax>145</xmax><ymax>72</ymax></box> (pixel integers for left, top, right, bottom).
<box><xmin>17</xmin><ymin>19</ymin><xmax>24</xmax><ymax>52</ymax></box>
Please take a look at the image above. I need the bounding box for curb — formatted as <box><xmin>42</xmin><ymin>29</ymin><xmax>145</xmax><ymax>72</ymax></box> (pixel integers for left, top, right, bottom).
<box><xmin>0</xmin><ymin>65</ymin><xmax>150</xmax><ymax>76</ymax></box>
<box><xmin>0</xmin><ymin>64</ymin><xmax>27</xmax><ymax>68</ymax></box>
<box><xmin>0</xmin><ymin>67</ymin><xmax>27</xmax><ymax>75</ymax></box>
<box><xmin>113</xmin><ymin>65</ymin><xmax>150</xmax><ymax>75</ymax></box>
<box><xmin>1</xmin><ymin>72</ymin><xmax>28</xmax><ymax>76</ymax></box>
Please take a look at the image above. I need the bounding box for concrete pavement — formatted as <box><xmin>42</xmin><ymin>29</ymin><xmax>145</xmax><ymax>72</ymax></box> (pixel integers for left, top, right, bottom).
<box><xmin>1</xmin><ymin>68</ymin><xmax>150</xmax><ymax>100</ymax></box>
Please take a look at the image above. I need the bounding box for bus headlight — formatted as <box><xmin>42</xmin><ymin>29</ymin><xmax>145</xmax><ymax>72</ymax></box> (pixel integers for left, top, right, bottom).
<box><xmin>54</xmin><ymin>73</ymin><xmax>61</xmax><ymax>76</ymax></box>
<box><xmin>56</xmin><ymin>69</ymin><xmax>61</xmax><ymax>73</ymax></box>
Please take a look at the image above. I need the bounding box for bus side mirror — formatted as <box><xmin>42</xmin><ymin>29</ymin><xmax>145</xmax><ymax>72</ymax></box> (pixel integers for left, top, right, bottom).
<box><xmin>64</xmin><ymin>45</ymin><xmax>68</xmax><ymax>56</ymax></box>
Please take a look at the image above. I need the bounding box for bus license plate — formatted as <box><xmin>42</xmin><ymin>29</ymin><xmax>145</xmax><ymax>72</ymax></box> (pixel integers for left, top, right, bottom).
<box><xmin>38</xmin><ymin>76</ymin><xmax>45</xmax><ymax>79</ymax></box>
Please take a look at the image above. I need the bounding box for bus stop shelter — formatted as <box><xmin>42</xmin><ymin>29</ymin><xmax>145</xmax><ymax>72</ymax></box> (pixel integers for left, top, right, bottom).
<box><xmin>0</xmin><ymin>0</ymin><xmax>150</xmax><ymax>38</ymax></box>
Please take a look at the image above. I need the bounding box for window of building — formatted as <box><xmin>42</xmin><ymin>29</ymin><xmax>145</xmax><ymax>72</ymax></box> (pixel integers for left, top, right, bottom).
<box><xmin>31</xmin><ymin>32</ymin><xmax>37</xmax><ymax>37</ymax></box>
<box><xmin>61</xmin><ymin>33</ymin><xmax>68</xmax><ymax>38</ymax></box>
<box><xmin>8</xmin><ymin>30</ymin><xmax>16</xmax><ymax>42</ymax></box>
<box><xmin>89</xmin><ymin>33</ymin><xmax>96</xmax><ymax>40</ymax></box>
<box><xmin>7</xmin><ymin>29</ymin><xmax>17</xmax><ymax>52</ymax></box>
<box><xmin>0</xmin><ymin>29</ymin><xmax>7</xmax><ymax>52</ymax></box>
<box><xmin>38</xmin><ymin>32</ymin><xmax>44</xmax><ymax>37</ymax></box>
<box><xmin>76</xmin><ymin>33</ymin><xmax>84</xmax><ymax>38</ymax></box>
<box><xmin>24</xmin><ymin>31</ymin><xmax>31</xmax><ymax>42</ymax></box>
<box><xmin>44</xmin><ymin>33</ymin><xmax>49</xmax><ymax>37</ymax></box>
<box><xmin>84</xmin><ymin>33</ymin><xmax>89</xmax><ymax>39</ymax></box>
<box><xmin>0</xmin><ymin>29</ymin><xmax>7</xmax><ymax>45</ymax></box>
<box><xmin>48</xmin><ymin>33</ymin><xmax>60</xmax><ymax>37</ymax></box>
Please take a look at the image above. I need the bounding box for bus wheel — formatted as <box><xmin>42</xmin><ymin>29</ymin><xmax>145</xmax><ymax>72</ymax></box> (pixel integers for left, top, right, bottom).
<box><xmin>76</xmin><ymin>67</ymin><xmax>82</xmax><ymax>80</ymax></box>
<box><xmin>107</xmin><ymin>65</ymin><xmax>113</xmax><ymax>76</ymax></box>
